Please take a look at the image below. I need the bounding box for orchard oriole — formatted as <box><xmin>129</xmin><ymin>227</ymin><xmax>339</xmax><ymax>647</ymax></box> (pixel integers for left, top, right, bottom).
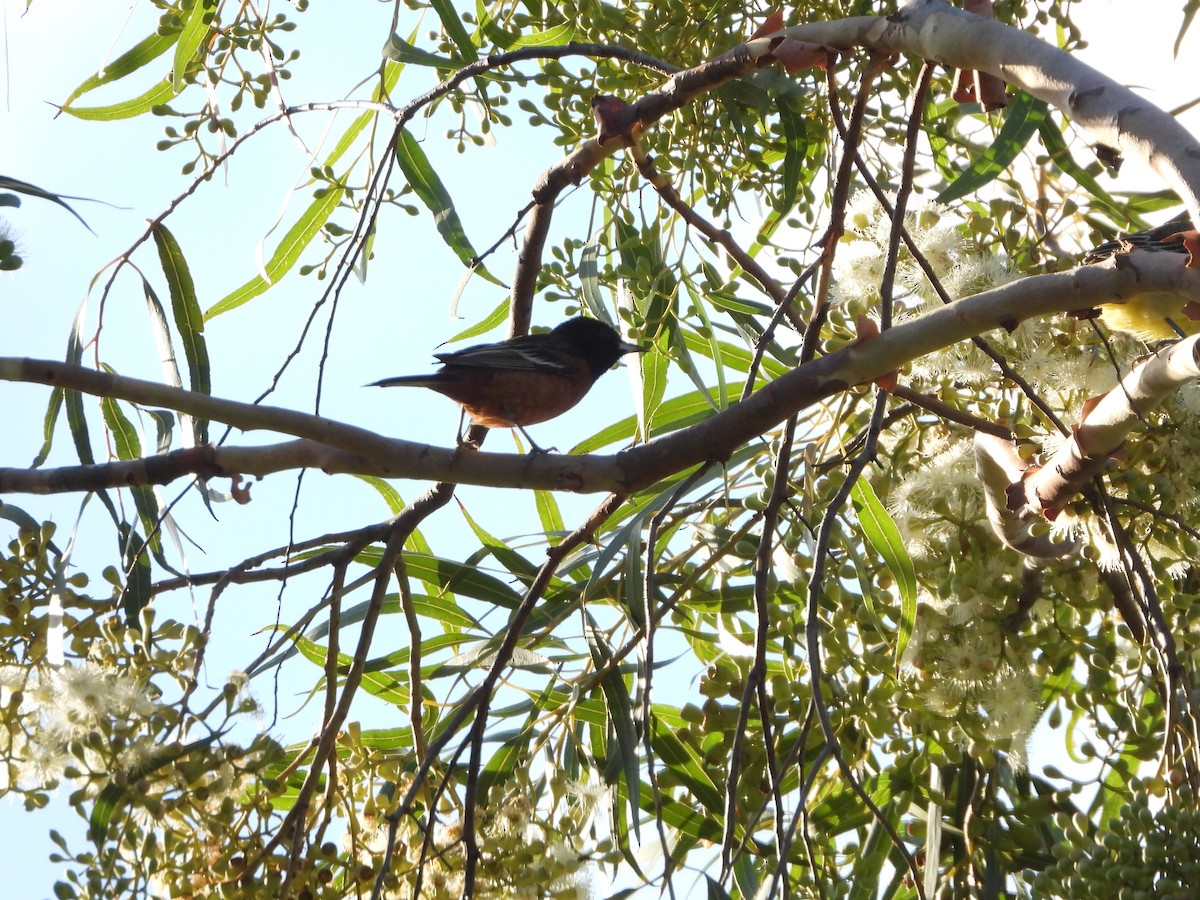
<box><xmin>370</xmin><ymin>316</ymin><xmax>645</xmax><ymax>449</ymax></box>
<box><xmin>1083</xmin><ymin>213</ymin><xmax>1200</xmax><ymax>340</ymax></box>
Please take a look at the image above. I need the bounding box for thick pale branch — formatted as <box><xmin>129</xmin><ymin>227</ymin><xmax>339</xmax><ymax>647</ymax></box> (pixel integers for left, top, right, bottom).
<box><xmin>977</xmin><ymin>335</ymin><xmax>1200</xmax><ymax>558</ymax></box>
<box><xmin>778</xmin><ymin>0</ymin><xmax>1200</xmax><ymax>219</ymax></box>
<box><xmin>1012</xmin><ymin>336</ymin><xmax>1200</xmax><ymax>520</ymax></box>
<box><xmin>974</xmin><ymin>434</ymin><xmax>1079</xmax><ymax>559</ymax></box>
<box><xmin>4</xmin><ymin>255</ymin><xmax>1199</xmax><ymax>496</ymax></box>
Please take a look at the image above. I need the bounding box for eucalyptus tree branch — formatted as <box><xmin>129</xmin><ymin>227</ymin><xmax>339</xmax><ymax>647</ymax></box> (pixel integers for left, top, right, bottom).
<box><xmin>879</xmin><ymin>61</ymin><xmax>936</xmax><ymax>330</ymax></box>
<box><xmin>1004</xmin><ymin>335</ymin><xmax>1200</xmax><ymax>521</ymax></box>
<box><xmin>887</xmin><ymin>383</ymin><xmax>1013</xmax><ymax>439</ymax></box>
<box><xmin>5</xmin><ymin>255</ymin><xmax>1198</xmax><ymax>497</ymax></box>
<box><xmin>503</xmin><ymin>32</ymin><xmax>828</xmax><ymax>335</ymax></box>
<box><xmin>774</xmin><ymin>0</ymin><xmax>1200</xmax><ymax>223</ymax></box>
<box><xmin>802</xmin><ymin>391</ymin><xmax>925</xmax><ymax>895</ymax></box>
<box><xmin>974</xmin><ymin>433</ymin><xmax>1079</xmax><ymax>560</ymax></box>
<box><xmin>722</xmin><ymin>415</ymin><xmax>796</xmax><ymax>881</ymax></box>
<box><xmin>824</xmin><ymin>57</ymin><xmax>1070</xmax><ymax>437</ymax></box>
<box><xmin>629</xmin><ymin>144</ymin><xmax>792</xmax><ymax>310</ymax></box>
<box><xmin>429</xmin><ymin>492</ymin><xmax>626</xmax><ymax>897</ymax></box>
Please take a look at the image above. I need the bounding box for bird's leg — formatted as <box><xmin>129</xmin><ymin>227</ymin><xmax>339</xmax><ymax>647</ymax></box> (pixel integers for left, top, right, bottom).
<box><xmin>514</xmin><ymin>425</ymin><xmax>555</xmax><ymax>455</ymax></box>
<box><xmin>1164</xmin><ymin>318</ymin><xmax>1188</xmax><ymax>340</ymax></box>
<box><xmin>454</xmin><ymin>410</ymin><xmax>484</xmax><ymax>450</ymax></box>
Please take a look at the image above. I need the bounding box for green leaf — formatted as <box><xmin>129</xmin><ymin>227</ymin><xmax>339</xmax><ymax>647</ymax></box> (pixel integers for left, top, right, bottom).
<box><xmin>774</xmin><ymin>96</ymin><xmax>804</xmax><ymax>215</ymax></box>
<box><xmin>534</xmin><ymin>489</ymin><xmax>565</xmax><ymax>542</ymax></box>
<box><xmin>381</xmin><ymin>32</ymin><xmax>454</xmax><ymax>67</ymax></box>
<box><xmin>60</xmin><ymin>78</ymin><xmax>175</xmax><ymax>121</ymax></box>
<box><xmin>474</xmin><ymin>0</ymin><xmax>520</xmax><ymax>49</ymax></box>
<box><xmin>637</xmin><ymin>334</ymin><xmax>668</xmax><ymax>441</ymax></box>
<box><xmin>393</xmin><ymin>128</ymin><xmax>500</xmax><ymax>285</ymax></box>
<box><xmin>102</xmin><ymin>397</ymin><xmax>167</xmax><ymax>567</ymax></box>
<box><xmin>100</xmin><ymin>397</ymin><xmax>142</xmax><ymax>463</ymax></box>
<box><xmin>117</xmin><ymin>522</ymin><xmax>154</xmax><ymax>625</ymax></box>
<box><xmin>571</xmin><ymin>386</ymin><xmax>722</xmax><ymax>453</ymax></box>
<box><xmin>578</xmin><ymin>237</ymin><xmax>607</xmax><ymax>323</ymax></box>
<box><xmin>173</xmin><ymin>0</ymin><xmax>216</xmax><ymax>93</ymax></box>
<box><xmin>665</xmin><ymin>318</ymin><xmax>710</xmax><ymax>408</ymax></box>
<box><xmin>457</xmin><ymin>501</ymin><xmax>538</xmax><ymax>580</ymax></box>
<box><xmin>650</xmin><ymin>716</ymin><xmax>723</xmax><ymax>812</ymax></box>
<box><xmin>354</xmin><ymin>475</ymin><xmax>407</xmax><ymax>515</ymax></box>
<box><xmin>64</xmin><ymin>311</ymin><xmax>97</xmax><ymax>468</ymax></box>
<box><xmin>151</xmin><ymin>224</ymin><xmax>210</xmax><ymax>444</ymax></box>
<box><xmin>146</xmin><ymin>409</ymin><xmax>176</xmax><ymax>454</ymax></box>
<box><xmin>512</xmin><ymin>21</ymin><xmax>575</xmax><ymax>47</ymax></box>
<box><xmin>32</xmin><ymin>386</ymin><xmax>63</xmax><ymax>468</ymax></box>
<box><xmin>430</xmin><ymin>0</ymin><xmax>478</xmax><ymax>61</ymax></box>
<box><xmin>850</xmin><ymin>479</ymin><xmax>916</xmax><ymax>664</ymax></box>
<box><xmin>207</xmin><ymin>182</ymin><xmax>346</xmax><ymax>318</ymax></box>
<box><xmin>403</xmin><ymin>553</ymin><xmax>523</xmax><ymax>608</ymax></box>
<box><xmin>848</xmin><ymin>787</ymin><xmax>911</xmax><ymax>900</ymax></box>
<box><xmin>587</xmin><ymin>617</ymin><xmax>641</xmax><ymax>838</ymax></box>
<box><xmin>1036</xmin><ymin>117</ymin><xmax>1126</xmax><ymax>219</ymax></box>
<box><xmin>0</xmin><ymin>176</ymin><xmax>94</xmax><ymax>232</ymax></box>
<box><xmin>477</xmin><ymin>728</ymin><xmax>531</xmax><ymax>799</ymax></box>
<box><xmin>90</xmin><ymin>734</ymin><xmax>220</xmax><ymax>846</ymax></box>
<box><xmin>448</xmin><ymin>298</ymin><xmax>508</xmax><ymax>343</ymax></box>
<box><xmin>681</xmin><ymin>327</ymin><xmax>791</xmax><ymax>379</ymax></box>
<box><xmin>61</xmin><ymin>31</ymin><xmax>177</xmax><ymax>109</ymax></box>
<box><xmin>936</xmin><ymin>93</ymin><xmax>1047</xmax><ymax>203</ymax></box>
<box><xmin>630</xmin><ymin>779</ymin><xmax>723</xmax><ymax>845</ymax></box>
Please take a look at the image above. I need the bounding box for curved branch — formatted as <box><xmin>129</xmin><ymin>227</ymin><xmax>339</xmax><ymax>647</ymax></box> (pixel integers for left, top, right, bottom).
<box><xmin>4</xmin><ymin>254</ymin><xmax>1200</xmax><ymax>496</ymax></box>
<box><xmin>777</xmin><ymin>0</ymin><xmax>1200</xmax><ymax>220</ymax></box>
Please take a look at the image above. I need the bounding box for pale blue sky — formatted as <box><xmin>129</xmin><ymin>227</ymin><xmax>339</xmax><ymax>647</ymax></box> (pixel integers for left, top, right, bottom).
<box><xmin>3</xmin><ymin>0</ymin><xmax>1199</xmax><ymax>896</ymax></box>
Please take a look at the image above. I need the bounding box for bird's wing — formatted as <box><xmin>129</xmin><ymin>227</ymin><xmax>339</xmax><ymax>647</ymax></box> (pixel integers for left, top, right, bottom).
<box><xmin>434</xmin><ymin>337</ymin><xmax>576</xmax><ymax>375</ymax></box>
<box><xmin>1084</xmin><ymin>213</ymin><xmax>1194</xmax><ymax>264</ymax></box>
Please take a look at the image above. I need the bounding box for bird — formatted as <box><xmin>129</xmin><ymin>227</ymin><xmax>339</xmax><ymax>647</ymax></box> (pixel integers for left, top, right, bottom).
<box><xmin>370</xmin><ymin>316</ymin><xmax>646</xmax><ymax>450</ymax></box>
<box><xmin>1082</xmin><ymin>212</ymin><xmax>1200</xmax><ymax>340</ymax></box>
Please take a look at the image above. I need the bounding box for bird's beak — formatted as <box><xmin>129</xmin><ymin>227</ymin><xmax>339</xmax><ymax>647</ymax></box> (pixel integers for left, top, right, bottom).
<box><xmin>619</xmin><ymin>340</ymin><xmax>648</xmax><ymax>355</ymax></box>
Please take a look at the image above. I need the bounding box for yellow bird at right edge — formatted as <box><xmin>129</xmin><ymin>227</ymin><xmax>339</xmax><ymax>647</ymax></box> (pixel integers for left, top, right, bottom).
<box><xmin>1083</xmin><ymin>212</ymin><xmax>1200</xmax><ymax>341</ymax></box>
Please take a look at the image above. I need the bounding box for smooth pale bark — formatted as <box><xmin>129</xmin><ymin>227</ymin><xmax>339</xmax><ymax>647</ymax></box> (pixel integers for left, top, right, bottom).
<box><xmin>773</xmin><ymin>0</ymin><xmax>1200</xmax><ymax>222</ymax></box>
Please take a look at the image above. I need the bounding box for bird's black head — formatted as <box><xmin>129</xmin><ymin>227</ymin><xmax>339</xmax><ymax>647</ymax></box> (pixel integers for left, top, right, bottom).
<box><xmin>550</xmin><ymin>317</ymin><xmax>646</xmax><ymax>379</ymax></box>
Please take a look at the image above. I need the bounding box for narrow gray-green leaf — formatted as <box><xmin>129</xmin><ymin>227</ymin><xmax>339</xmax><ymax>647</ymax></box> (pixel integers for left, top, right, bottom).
<box><xmin>61</xmin><ymin>78</ymin><xmax>175</xmax><ymax>121</ymax></box>
<box><xmin>61</xmin><ymin>31</ymin><xmax>177</xmax><ymax>108</ymax></box>
<box><xmin>534</xmin><ymin>490</ymin><xmax>565</xmax><ymax>543</ymax></box>
<box><xmin>512</xmin><ymin>21</ymin><xmax>575</xmax><ymax>47</ymax></box>
<box><xmin>207</xmin><ymin>182</ymin><xmax>346</xmax><ymax>318</ymax></box>
<box><xmin>578</xmin><ymin>237</ymin><xmax>608</xmax><ymax>323</ymax></box>
<box><xmin>458</xmin><ymin>500</ymin><xmax>538</xmax><ymax>580</ymax></box>
<box><xmin>0</xmin><ymin>176</ymin><xmax>93</xmax><ymax>232</ymax></box>
<box><xmin>381</xmin><ymin>32</ymin><xmax>454</xmax><ymax>67</ymax></box>
<box><xmin>393</xmin><ymin>128</ymin><xmax>500</xmax><ymax>284</ymax></box>
<box><xmin>774</xmin><ymin>96</ymin><xmax>804</xmax><ymax>215</ymax></box>
<box><xmin>1037</xmin><ymin>117</ymin><xmax>1126</xmax><ymax>219</ymax></box>
<box><xmin>448</xmin><ymin>298</ymin><xmax>508</xmax><ymax>343</ymax></box>
<box><xmin>100</xmin><ymin>397</ymin><xmax>142</xmax><ymax>463</ymax></box>
<box><xmin>850</xmin><ymin>479</ymin><xmax>916</xmax><ymax>664</ymax></box>
<box><xmin>937</xmin><ymin>93</ymin><xmax>1046</xmax><ymax>203</ymax></box>
<box><xmin>586</xmin><ymin>617</ymin><xmax>641</xmax><ymax>838</ymax></box>
<box><xmin>152</xmin><ymin>224</ymin><xmax>209</xmax><ymax>444</ymax></box>
<box><xmin>430</xmin><ymin>0</ymin><xmax>477</xmax><ymax>61</ymax></box>
<box><xmin>173</xmin><ymin>0</ymin><xmax>215</xmax><ymax>93</ymax></box>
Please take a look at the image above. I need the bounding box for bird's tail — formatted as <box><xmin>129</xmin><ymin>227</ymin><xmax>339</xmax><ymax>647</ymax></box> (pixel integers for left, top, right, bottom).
<box><xmin>367</xmin><ymin>374</ymin><xmax>449</xmax><ymax>388</ymax></box>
